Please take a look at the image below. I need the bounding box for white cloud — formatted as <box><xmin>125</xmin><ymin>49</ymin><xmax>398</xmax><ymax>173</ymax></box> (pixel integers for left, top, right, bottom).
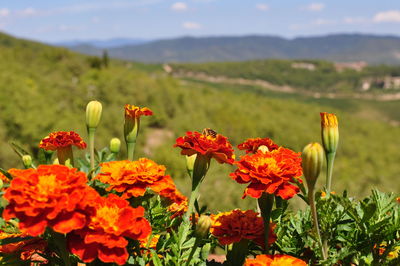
<box><xmin>0</xmin><ymin>8</ymin><xmax>10</xmax><ymax>18</ymax></box>
<box><xmin>171</xmin><ymin>2</ymin><xmax>188</xmax><ymax>11</ymax></box>
<box><xmin>182</xmin><ymin>21</ymin><xmax>201</xmax><ymax>29</ymax></box>
<box><xmin>373</xmin><ymin>10</ymin><xmax>400</xmax><ymax>23</ymax></box>
<box><xmin>256</xmin><ymin>4</ymin><xmax>269</xmax><ymax>11</ymax></box>
<box><xmin>305</xmin><ymin>3</ymin><xmax>325</xmax><ymax>12</ymax></box>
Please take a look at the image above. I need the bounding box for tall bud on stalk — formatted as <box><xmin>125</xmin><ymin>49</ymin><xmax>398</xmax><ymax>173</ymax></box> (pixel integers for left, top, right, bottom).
<box><xmin>320</xmin><ymin>112</ymin><xmax>339</xmax><ymax>194</ymax></box>
<box><xmin>86</xmin><ymin>101</ymin><xmax>103</xmax><ymax>174</ymax></box>
<box><xmin>109</xmin><ymin>138</ymin><xmax>121</xmax><ymax>154</ymax></box>
<box><xmin>195</xmin><ymin>215</ymin><xmax>212</xmax><ymax>239</ymax></box>
<box><xmin>302</xmin><ymin>142</ymin><xmax>324</xmax><ymax>190</ymax></box>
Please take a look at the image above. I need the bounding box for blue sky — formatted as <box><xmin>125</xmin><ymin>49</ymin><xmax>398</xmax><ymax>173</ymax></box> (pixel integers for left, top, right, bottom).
<box><xmin>0</xmin><ymin>0</ymin><xmax>399</xmax><ymax>42</ymax></box>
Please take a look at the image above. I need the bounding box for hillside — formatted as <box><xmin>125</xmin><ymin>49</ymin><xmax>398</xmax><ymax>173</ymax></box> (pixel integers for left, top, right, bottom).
<box><xmin>0</xmin><ymin>32</ymin><xmax>399</xmax><ymax>211</ymax></box>
<box><xmin>66</xmin><ymin>34</ymin><xmax>400</xmax><ymax>64</ymax></box>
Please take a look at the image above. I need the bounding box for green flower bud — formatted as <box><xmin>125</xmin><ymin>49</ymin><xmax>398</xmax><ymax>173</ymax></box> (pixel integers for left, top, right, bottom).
<box><xmin>302</xmin><ymin>142</ymin><xmax>324</xmax><ymax>189</ymax></box>
<box><xmin>320</xmin><ymin>112</ymin><xmax>339</xmax><ymax>154</ymax></box>
<box><xmin>110</xmin><ymin>138</ymin><xmax>121</xmax><ymax>154</ymax></box>
<box><xmin>22</xmin><ymin>155</ymin><xmax>33</xmax><ymax>168</ymax></box>
<box><xmin>86</xmin><ymin>101</ymin><xmax>102</xmax><ymax>130</ymax></box>
<box><xmin>195</xmin><ymin>215</ymin><xmax>212</xmax><ymax>239</ymax></box>
<box><xmin>186</xmin><ymin>154</ymin><xmax>197</xmax><ymax>177</ymax></box>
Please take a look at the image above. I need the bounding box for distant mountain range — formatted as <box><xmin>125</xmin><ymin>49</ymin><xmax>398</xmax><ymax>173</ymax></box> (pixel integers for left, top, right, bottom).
<box><xmin>60</xmin><ymin>34</ymin><xmax>400</xmax><ymax>64</ymax></box>
<box><xmin>53</xmin><ymin>38</ymin><xmax>149</xmax><ymax>49</ymax></box>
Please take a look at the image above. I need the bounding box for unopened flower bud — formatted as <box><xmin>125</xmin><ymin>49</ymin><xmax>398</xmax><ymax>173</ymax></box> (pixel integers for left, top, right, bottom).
<box><xmin>186</xmin><ymin>154</ymin><xmax>197</xmax><ymax>177</ymax></box>
<box><xmin>110</xmin><ymin>138</ymin><xmax>121</xmax><ymax>154</ymax></box>
<box><xmin>22</xmin><ymin>155</ymin><xmax>33</xmax><ymax>168</ymax></box>
<box><xmin>195</xmin><ymin>215</ymin><xmax>212</xmax><ymax>238</ymax></box>
<box><xmin>257</xmin><ymin>145</ymin><xmax>269</xmax><ymax>153</ymax></box>
<box><xmin>86</xmin><ymin>101</ymin><xmax>102</xmax><ymax>130</ymax></box>
<box><xmin>320</xmin><ymin>112</ymin><xmax>339</xmax><ymax>154</ymax></box>
<box><xmin>302</xmin><ymin>142</ymin><xmax>324</xmax><ymax>190</ymax></box>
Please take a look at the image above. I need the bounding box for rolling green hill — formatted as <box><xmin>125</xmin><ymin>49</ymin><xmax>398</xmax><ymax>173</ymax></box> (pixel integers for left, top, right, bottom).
<box><xmin>0</xmin><ymin>32</ymin><xmax>399</xmax><ymax>211</ymax></box>
<box><xmin>68</xmin><ymin>34</ymin><xmax>400</xmax><ymax>64</ymax></box>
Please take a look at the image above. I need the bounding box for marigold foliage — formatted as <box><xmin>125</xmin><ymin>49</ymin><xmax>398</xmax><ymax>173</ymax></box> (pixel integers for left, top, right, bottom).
<box><xmin>230</xmin><ymin>147</ymin><xmax>303</xmax><ymax>200</ymax></box>
<box><xmin>210</xmin><ymin>209</ymin><xmax>276</xmax><ymax>247</ymax></box>
<box><xmin>39</xmin><ymin>131</ymin><xmax>87</xmax><ymax>150</ymax></box>
<box><xmin>3</xmin><ymin>165</ymin><xmax>97</xmax><ymax>236</ymax></box>
<box><xmin>68</xmin><ymin>194</ymin><xmax>151</xmax><ymax>265</ymax></box>
<box><xmin>244</xmin><ymin>254</ymin><xmax>307</xmax><ymax>266</ymax></box>
<box><xmin>174</xmin><ymin>131</ymin><xmax>235</xmax><ymax>164</ymax></box>
<box><xmin>238</xmin><ymin>138</ymin><xmax>279</xmax><ymax>154</ymax></box>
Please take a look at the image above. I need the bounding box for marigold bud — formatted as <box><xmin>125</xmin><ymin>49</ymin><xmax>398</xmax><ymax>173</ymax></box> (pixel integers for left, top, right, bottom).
<box><xmin>186</xmin><ymin>154</ymin><xmax>197</xmax><ymax>177</ymax></box>
<box><xmin>86</xmin><ymin>101</ymin><xmax>102</xmax><ymax>129</ymax></box>
<box><xmin>195</xmin><ymin>215</ymin><xmax>212</xmax><ymax>238</ymax></box>
<box><xmin>257</xmin><ymin>145</ymin><xmax>269</xmax><ymax>153</ymax></box>
<box><xmin>110</xmin><ymin>138</ymin><xmax>121</xmax><ymax>154</ymax></box>
<box><xmin>22</xmin><ymin>155</ymin><xmax>33</xmax><ymax>168</ymax></box>
<box><xmin>320</xmin><ymin>112</ymin><xmax>339</xmax><ymax>154</ymax></box>
<box><xmin>302</xmin><ymin>142</ymin><xmax>324</xmax><ymax>189</ymax></box>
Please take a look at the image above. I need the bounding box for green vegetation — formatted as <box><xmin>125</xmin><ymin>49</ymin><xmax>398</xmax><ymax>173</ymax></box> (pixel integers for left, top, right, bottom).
<box><xmin>0</xmin><ymin>32</ymin><xmax>399</xmax><ymax>212</ymax></box>
<box><xmin>172</xmin><ymin>59</ymin><xmax>400</xmax><ymax>92</ymax></box>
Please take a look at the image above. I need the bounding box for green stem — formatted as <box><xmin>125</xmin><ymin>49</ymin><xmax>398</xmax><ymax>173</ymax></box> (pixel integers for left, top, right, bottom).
<box><xmin>257</xmin><ymin>193</ymin><xmax>274</xmax><ymax>254</ymax></box>
<box><xmin>226</xmin><ymin>240</ymin><xmax>249</xmax><ymax>266</ymax></box>
<box><xmin>50</xmin><ymin>231</ymin><xmax>71</xmax><ymax>266</ymax></box>
<box><xmin>88</xmin><ymin>128</ymin><xmax>96</xmax><ymax>173</ymax></box>
<box><xmin>57</xmin><ymin>146</ymin><xmax>74</xmax><ymax>167</ymax></box>
<box><xmin>308</xmin><ymin>188</ymin><xmax>327</xmax><ymax>261</ymax></box>
<box><xmin>127</xmin><ymin>141</ymin><xmax>136</xmax><ymax>161</ymax></box>
<box><xmin>325</xmin><ymin>152</ymin><xmax>336</xmax><ymax>194</ymax></box>
<box><xmin>185</xmin><ymin>237</ymin><xmax>201</xmax><ymax>266</ymax></box>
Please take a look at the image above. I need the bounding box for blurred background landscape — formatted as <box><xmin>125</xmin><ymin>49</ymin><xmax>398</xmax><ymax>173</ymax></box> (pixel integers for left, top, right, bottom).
<box><xmin>0</xmin><ymin>0</ymin><xmax>399</xmax><ymax>211</ymax></box>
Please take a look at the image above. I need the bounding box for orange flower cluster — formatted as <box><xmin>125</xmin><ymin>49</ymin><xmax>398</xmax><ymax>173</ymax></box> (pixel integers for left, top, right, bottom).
<box><xmin>210</xmin><ymin>209</ymin><xmax>276</xmax><ymax>247</ymax></box>
<box><xmin>167</xmin><ymin>199</ymin><xmax>188</xmax><ymax>219</ymax></box>
<box><xmin>68</xmin><ymin>194</ymin><xmax>151</xmax><ymax>265</ymax></box>
<box><xmin>3</xmin><ymin>165</ymin><xmax>97</xmax><ymax>236</ymax></box>
<box><xmin>39</xmin><ymin>131</ymin><xmax>87</xmax><ymax>150</ymax></box>
<box><xmin>124</xmin><ymin>104</ymin><xmax>153</xmax><ymax>119</ymax></box>
<box><xmin>139</xmin><ymin>234</ymin><xmax>160</xmax><ymax>250</ymax></box>
<box><xmin>174</xmin><ymin>131</ymin><xmax>235</xmax><ymax>164</ymax></box>
<box><xmin>244</xmin><ymin>254</ymin><xmax>307</xmax><ymax>266</ymax></box>
<box><xmin>230</xmin><ymin>147</ymin><xmax>303</xmax><ymax>200</ymax></box>
<box><xmin>0</xmin><ymin>231</ymin><xmax>47</xmax><ymax>262</ymax></box>
<box><xmin>95</xmin><ymin>159</ymin><xmax>184</xmax><ymax>200</ymax></box>
<box><xmin>238</xmin><ymin>138</ymin><xmax>279</xmax><ymax>154</ymax></box>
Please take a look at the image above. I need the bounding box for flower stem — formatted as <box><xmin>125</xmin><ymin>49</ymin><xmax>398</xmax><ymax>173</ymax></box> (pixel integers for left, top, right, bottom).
<box><xmin>127</xmin><ymin>141</ymin><xmax>136</xmax><ymax>161</ymax></box>
<box><xmin>226</xmin><ymin>240</ymin><xmax>249</xmax><ymax>266</ymax></box>
<box><xmin>325</xmin><ymin>152</ymin><xmax>336</xmax><ymax>194</ymax></box>
<box><xmin>57</xmin><ymin>146</ymin><xmax>74</xmax><ymax>167</ymax></box>
<box><xmin>308</xmin><ymin>188</ymin><xmax>327</xmax><ymax>260</ymax></box>
<box><xmin>88</xmin><ymin>128</ymin><xmax>96</xmax><ymax>174</ymax></box>
<box><xmin>50</xmin><ymin>231</ymin><xmax>71</xmax><ymax>266</ymax></box>
<box><xmin>257</xmin><ymin>193</ymin><xmax>274</xmax><ymax>254</ymax></box>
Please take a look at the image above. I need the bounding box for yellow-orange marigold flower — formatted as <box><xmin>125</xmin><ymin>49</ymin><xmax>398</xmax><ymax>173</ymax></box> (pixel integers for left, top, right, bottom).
<box><xmin>238</xmin><ymin>138</ymin><xmax>279</xmax><ymax>154</ymax></box>
<box><xmin>95</xmin><ymin>159</ymin><xmax>180</xmax><ymax>199</ymax></box>
<box><xmin>68</xmin><ymin>194</ymin><xmax>151</xmax><ymax>265</ymax></box>
<box><xmin>210</xmin><ymin>209</ymin><xmax>276</xmax><ymax>247</ymax></box>
<box><xmin>3</xmin><ymin>165</ymin><xmax>98</xmax><ymax>236</ymax></box>
<box><xmin>124</xmin><ymin>104</ymin><xmax>153</xmax><ymax>119</ymax></box>
<box><xmin>39</xmin><ymin>131</ymin><xmax>87</xmax><ymax>150</ymax></box>
<box><xmin>230</xmin><ymin>147</ymin><xmax>303</xmax><ymax>200</ymax></box>
<box><xmin>174</xmin><ymin>131</ymin><xmax>235</xmax><ymax>164</ymax></box>
<box><xmin>168</xmin><ymin>199</ymin><xmax>188</xmax><ymax>219</ymax></box>
<box><xmin>139</xmin><ymin>234</ymin><xmax>160</xmax><ymax>250</ymax></box>
<box><xmin>244</xmin><ymin>254</ymin><xmax>307</xmax><ymax>266</ymax></box>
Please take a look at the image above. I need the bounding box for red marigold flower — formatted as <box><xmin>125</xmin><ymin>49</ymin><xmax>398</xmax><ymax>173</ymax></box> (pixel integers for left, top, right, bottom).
<box><xmin>174</xmin><ymin>131</ymin><xmax>235</xmax><ymax>164</ymax></box>
<box><xmin>0</xmin><ymin>231</ymin><xmax>48</xmax><ymax>262</ymax></box>
<box><xmin>210</xmin><ymin>209</ymin><xmax>276</xmax><ymax>247</ymax></box>
<box><xmin>3</xmin><ymin>165</ymin><xmax>98</xmax><ymax>236</ymax></box>
<box><xmin>39</xmin><ymin>131</ymin><xmax>87</xmax><ymax>150</ymax></box>
<box><xmin>244</xmin><ymin>254</ymin><xmax>307</xmax><ymax>266</ymax></box>
<box><xmin>238</xmin><ymin>138</ymin><xmax>279</xmax><ymax>154</ymax></box>
<box><xmin>68</xmin><ymin>194</ymin><xmax>151</xmax><ymax>265</ymax></box>
<box><xmin>230</xmin><ymin>147</ymin><xmax>303</xmax><ymax>200</ymax></box>
<box><xmin>124</xmin><ymin>104</ymin><xmax>153</xmax><ymax>119</ymax></box>
<box><xmin>95</xmin><ymin>159</ymin><xmax>181</xmax><ymax>199</ymax></box>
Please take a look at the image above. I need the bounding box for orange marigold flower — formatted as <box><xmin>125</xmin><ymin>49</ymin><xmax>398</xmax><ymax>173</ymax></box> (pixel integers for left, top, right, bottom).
<box><xmin>0</xmin><ymin>231</ymin><xmax>48</xmax><ymax>262</ymax></box>
<box><xmin>174</xmin><ymin>131</ymin><xmax>235</xmax><ymax>164</ymax></box>
<box><xmin>244</xmin><ymin>254</ymin><xmax>307</xmax><ymax>266</ymax></box>
<box><xmin>124</xmin><ymin>104</ymin><xmax>153</xmax><ymax>119</ymax></box>
<box><xmin>168</xmin><ymin>199</ymin><xmax>188</xmax><ymax>219</ymax></box>
<box><xmin>3</xmin><ymin>165</ymin><xmax>98</xmax><ymax>236</ymax></box>
<box><xmin>238</xmin><ymin>138</ymin><xmax>279</xmax><ymax>154</ymax></box>
<box><xmin>230</xmin><ymin>147</ymin><xmax>303</xmax><ymax>200</ymax></box>
<box><xmin>39</xmin><ymin>131</ymin><xmax>87</xmax><ymax>150</ymax></box>
<box><xmin>139</xmin><ymin>234</ymin><xmax>160</xmax><ymax>250</ymax></box>
<box><xmin>210</xmin><ymin>209</ymin><xmax>276</xmax><ymax>247</ymax></box>
<box><xmin>68</xmin><ymin>194</ymin><xmax>151</xmax><ymax>265</ymax></box>
<box><xmin>95</xmin><ymin>159</ymin><xmax>180</xmax><ymax>199</ymax></box>
<box><xmin>396</xmin><ymin>197</ymin><xmax>400</xmax><ymax>203</ymax></box>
